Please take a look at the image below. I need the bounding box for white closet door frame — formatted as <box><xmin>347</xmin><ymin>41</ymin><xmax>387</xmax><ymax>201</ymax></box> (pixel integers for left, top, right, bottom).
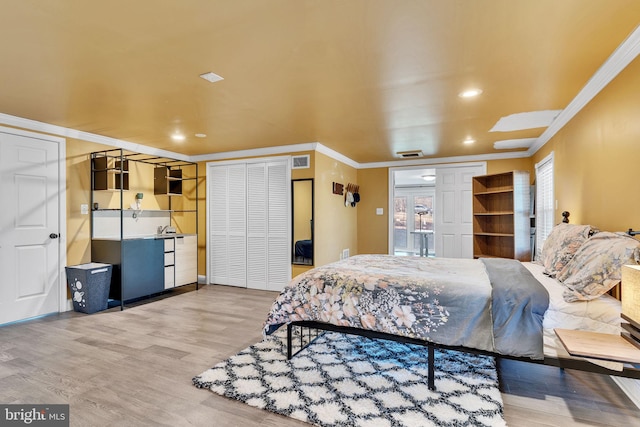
<box><xmin>206</xmin><ymin>156</ymin><xmax>291</xmax><ymax>289</ymax></box>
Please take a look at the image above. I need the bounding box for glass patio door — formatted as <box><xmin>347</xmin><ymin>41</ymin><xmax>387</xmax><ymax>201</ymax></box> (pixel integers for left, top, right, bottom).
<box><xmin>393</xmin><ymin>188</ymin><xmax>434</xmax><ymax>256</ymax></box>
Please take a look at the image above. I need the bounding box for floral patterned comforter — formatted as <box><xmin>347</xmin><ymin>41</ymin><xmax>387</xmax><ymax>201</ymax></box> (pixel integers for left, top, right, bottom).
<box><xmin>264</xmin><ymin>254</ymin><xmax>549</xmax><ymax>358</ymax></box>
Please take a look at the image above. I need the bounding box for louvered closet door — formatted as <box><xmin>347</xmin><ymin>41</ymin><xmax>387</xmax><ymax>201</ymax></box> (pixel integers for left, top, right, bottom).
<box><xmin>209</xmin><ymin>163</ymin><xmax>247</xmax><ymax>287</ymax></box>
<box><xmin>266</xmin><ymin>161</ymin><xmax>290</xmax><ymax>291</ymax></box>
<box><xmin>208</xmin><ymin>158</ymin><xmax>290</xmax><ymax>290</ymax></box>
<box><xmin>246</xmin><ymin>163</ymin><xmax>267</xmax><ymax>289</ymax></box>
<box><xmin>209</xmin><ymin>166</ymin><xmax>228</xmax><ymax>284</ymax></box>
<box><xmin>246</xmin><ymin>161</ymin><xmax>291</xmax><ymax>291</ymax></box>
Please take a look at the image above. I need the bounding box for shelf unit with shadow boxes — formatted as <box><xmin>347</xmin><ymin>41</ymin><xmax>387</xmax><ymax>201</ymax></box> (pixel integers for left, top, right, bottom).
<box><xmin>472</xmin><ymin>171</ymin><xmax>530</xmax><ymax>261</ymax></box>
<box><xmin>89</xmin><ymin>148</ymin><xmax>199</xmax><ymax>309</ymax></box>
<box><xmin>154</xmin><ymin>166</ymin><xmax>184</xmax><ymax>196</ymax></box>
<box><xmin>92</xmin><ymin>153</ymin><xmax>129</xmax><ymax>191</ymax></box>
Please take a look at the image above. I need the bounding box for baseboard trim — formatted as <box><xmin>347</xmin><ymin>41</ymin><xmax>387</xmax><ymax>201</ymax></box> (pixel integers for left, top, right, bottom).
<box><xmin>612</xmin><ymin>376</ymin><xmax>640</xmax><ymax>409</ymax></box>
<box><xmin>198</xmin><ymin>275</ymin><xmax>207</xmax><ymax>285</ymax></box>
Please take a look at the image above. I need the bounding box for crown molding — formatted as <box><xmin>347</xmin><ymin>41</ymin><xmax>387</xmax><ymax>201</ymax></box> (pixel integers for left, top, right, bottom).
<box><xmin>190</xmin><ymin>142</ymin><xmax>318</xmax><ymax>163</ymax></box>
<box><xmin>0</xmin><ymin>111</ymin><xmax>536</xmax><ymax>169</ymax></box>
<box><xmin>0</xmin><ymin>113</ymin><xmax>189</xmax><ymax>161</ymax></box>
<box><xmin>0</xmin><ymin>124</ymin><xmax>65</xmax><ymax>143</ymax></box>
<box><xmin>529</xmin><ymin>24</ymin><xmax>640</xmax><ymax>155</ymax></box>
<box><xmin>192</xmin><ymin>142</ymin><xmax>362</xmax><ymax>169</ymax></box>
<box><xmin>358</xmin><ymin>150</ymin><xmax>530</xmax><ymax>169</ymax></box>
<box><xmin>313</xmin><ymin>143</ymin><xmax>359</xmax><ymax>168</ymax></box>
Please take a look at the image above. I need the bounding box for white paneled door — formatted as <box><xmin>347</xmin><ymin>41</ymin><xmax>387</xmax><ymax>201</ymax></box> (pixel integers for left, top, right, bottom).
<box><xmin>0</xmin><ymin>131</ymin><xmax>61</xmax><ymax>325</ymax></box>
<box><xmin>434</xmin><ymin>165</ymin><xmax>484</xmax><ymax>258</ymax></box>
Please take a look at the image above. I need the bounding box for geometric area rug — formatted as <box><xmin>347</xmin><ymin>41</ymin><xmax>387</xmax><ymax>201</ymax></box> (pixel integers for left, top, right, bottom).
<box><xmin>193</xmin><ymin>327</ymin><xmax>506</xmax><ymax>427</ymax></box>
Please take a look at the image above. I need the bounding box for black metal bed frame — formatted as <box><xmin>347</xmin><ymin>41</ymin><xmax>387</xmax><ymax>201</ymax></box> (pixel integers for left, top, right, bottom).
<box><xmin>286</xmin><ymin>320</ymin><xmax>640</xmax><ymax>391</ymax></box>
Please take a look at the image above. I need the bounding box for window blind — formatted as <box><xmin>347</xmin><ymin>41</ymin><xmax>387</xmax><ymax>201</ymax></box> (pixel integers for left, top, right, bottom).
<box><xmin>535</xmin><ymin>152</ymin><xmax>554</xmax><ymax>260</ymax></box>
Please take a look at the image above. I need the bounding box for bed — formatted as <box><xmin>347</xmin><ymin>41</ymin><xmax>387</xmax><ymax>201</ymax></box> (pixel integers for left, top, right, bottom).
<box><xmin>263</xmin><ymin>222</ymin><xmax>640</xmax><ymax>389</ymax></box>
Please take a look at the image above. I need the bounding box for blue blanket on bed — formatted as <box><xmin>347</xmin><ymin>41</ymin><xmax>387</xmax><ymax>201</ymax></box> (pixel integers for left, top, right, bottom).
<box><xmin>481</xmin><ymin>258</ymin><xmax>549</xmax><ymax>358</ymax></box>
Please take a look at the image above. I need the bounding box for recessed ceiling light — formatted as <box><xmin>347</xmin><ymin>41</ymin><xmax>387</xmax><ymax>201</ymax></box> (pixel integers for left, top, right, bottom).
<box><xmin>459</xmin><ymin>89</ymin><xmax>483</xmax><ymax>98</ymax></box>
<box><xmin>199</xmin><ymin>72</ymin><xmax>224</xmax><ymax>83</ymax></box>
<box><xmin>195</xmin><ymin>133</ymin><xmax>207</xmax><ymax>138</ymax></box>
<box><xmin>463</xmin><ymin>138</ymin><xmax>475</xmax><ymax>144</ymax></box>
<box><xmin>171</xmin><ymin>133</ymin><xmax>185</xmax><ymax>142</ymax></box>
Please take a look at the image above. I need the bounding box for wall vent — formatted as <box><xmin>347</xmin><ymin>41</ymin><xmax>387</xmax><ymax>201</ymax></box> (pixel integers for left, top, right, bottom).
<box><xmin>396</xmin><ymin>150</ymin><xmax>424</xmax><ymax>158</ymax></box>
<box><xmin>292</xmin><ymin>154</ymin><xmax>310</xmax><ymax>169</ymax></box>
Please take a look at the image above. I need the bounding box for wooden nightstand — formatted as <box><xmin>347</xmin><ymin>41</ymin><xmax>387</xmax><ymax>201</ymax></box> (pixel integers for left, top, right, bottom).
<box><xmin>554</xmin><ymin>328</ymin><xmax>640</xmax><ymax>364</ymax></box>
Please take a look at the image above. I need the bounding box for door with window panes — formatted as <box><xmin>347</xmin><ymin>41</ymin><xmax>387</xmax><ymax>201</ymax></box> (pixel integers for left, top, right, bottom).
<box><xmin>393</xmin><ymin>188</ymin><xmax>435</xmax><ymax>256</ymax></box>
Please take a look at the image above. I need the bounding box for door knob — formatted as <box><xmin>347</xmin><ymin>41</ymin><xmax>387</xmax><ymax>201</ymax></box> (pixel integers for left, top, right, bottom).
<box><xmin>49</xmin><ymin>233</ymin><xmax>59</xmax><ymax>239</ymax></box>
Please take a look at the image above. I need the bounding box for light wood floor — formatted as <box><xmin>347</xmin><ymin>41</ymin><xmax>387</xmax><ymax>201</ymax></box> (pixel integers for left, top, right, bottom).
<box><xmin>1</xmin><ymin>285</ymin><xmax>638</xmax><ymax>426</ymax></box>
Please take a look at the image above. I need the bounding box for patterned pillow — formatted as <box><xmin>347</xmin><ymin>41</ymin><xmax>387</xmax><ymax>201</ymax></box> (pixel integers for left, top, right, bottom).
<box><xmin>540</xmin><ymin>223</ymin><xmax>593</xmax><ymax>277</ymax></box>
<box><xmin>557</xmin><ymin>231</ymin><xmax>640</xmax><ymax>302</ymax></box>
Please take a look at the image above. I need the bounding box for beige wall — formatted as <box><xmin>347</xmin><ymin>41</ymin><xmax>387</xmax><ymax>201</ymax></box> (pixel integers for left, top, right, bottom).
<box><xmin>355</xmin><ymin>158</ymin><xmax>535</xmax><ymax>255</ymax></box>
<box><xmin>486</xmin><ymin>157</ymin><xmax>533</xmax><ymax>180</ymax></box>
<box><xmin>64</xmin><ymin>143</ymin><xmax>535</xmax><ymax>279</ymax></box>
<box><xmin>313</xmin><ymin>152</ymin><xmax>358</xmax><ymax>266</ymax></box>
<box><xmin>22</xmin><ymin>49</ymin><xmax>640</xmax><ymax>290</ymax></box>
<box><xmin>66</xmin><ymin>139</ymin><xmax>112</xmax><ymax>266</ymax></box>
<box><xmin>532</xmin><ymin>55</ymin><xmax>640</xmax><ymax>231</ymax></box>
<box><xmin>356</xmin><ymin>168</ymin><xmax>389</xmax><ymax>254</ymax></box>
<box><xmin>67</xmin><ymin>141</ymin><xmax>201</xmax><ymax>269</ymax></box>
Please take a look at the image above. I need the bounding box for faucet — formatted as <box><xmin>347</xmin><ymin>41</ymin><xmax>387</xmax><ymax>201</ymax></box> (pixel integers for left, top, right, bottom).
<box><xmin>158</xmin><ymin>225</ymin><xmax>169</xmax><ymax>234</ymax></box>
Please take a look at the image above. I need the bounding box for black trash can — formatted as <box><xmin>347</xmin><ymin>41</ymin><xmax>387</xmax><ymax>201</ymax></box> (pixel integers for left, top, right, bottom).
<box><xmin>65</xmin><ymin>263</ymin><xmax>113</xmax><ymax>314</ymax></box>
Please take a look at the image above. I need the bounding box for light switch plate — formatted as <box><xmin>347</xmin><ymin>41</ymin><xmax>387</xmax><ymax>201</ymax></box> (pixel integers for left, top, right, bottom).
<box><xmin>376</xmin><ymin>208</ymin><xmax>383</xmax><ymax>215</ymax></box>
<box><xmin>81</xmin><ymin>204</ymin><xmax>88</xmax><ymax>215</ymax></box>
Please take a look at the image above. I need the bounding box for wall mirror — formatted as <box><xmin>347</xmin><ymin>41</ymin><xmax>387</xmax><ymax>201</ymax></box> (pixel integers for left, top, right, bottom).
<box><xmin>292</xmin><ymin>179</ymin><xmax>314</xmax><ymax>265</ymax></box>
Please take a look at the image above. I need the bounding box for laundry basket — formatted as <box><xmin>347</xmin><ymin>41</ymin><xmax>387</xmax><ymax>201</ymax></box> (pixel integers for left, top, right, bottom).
<box><xmin>65</xmin><ymin>263</ymin><xmax>112</xmax><ymax>314</ymax></box>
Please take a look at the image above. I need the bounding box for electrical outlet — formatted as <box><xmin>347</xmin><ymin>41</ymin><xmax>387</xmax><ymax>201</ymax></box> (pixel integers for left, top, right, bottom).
<box><xmin>342</xmin><ymin>249</ymin><xmax>350</xmax><ymax>259</ymax></box>
<box><xmin>80</xmin><ymin>204</ymin><xmax>88</xmax><ymax>215</ymax></box>
<box><xmin>376</xmin><ymin>208</ymin><xmax>383</xmax><ymax>215</ymax></box>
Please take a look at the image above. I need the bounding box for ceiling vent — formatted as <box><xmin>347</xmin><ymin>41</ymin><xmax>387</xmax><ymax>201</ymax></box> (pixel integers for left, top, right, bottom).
<box><xmin>396</xmin><ymin>150</ymin><xmax>424</xmax><ymax>159</ymax></box>
<box><xmin>199</xmin><ymin>72</ymin><xmax>224</xmax><ymax>83</ymax></box>
<box><xmin>292</xmin><ymin>154</ymin><xmax>310</xmax><ymax>169</ymax></box>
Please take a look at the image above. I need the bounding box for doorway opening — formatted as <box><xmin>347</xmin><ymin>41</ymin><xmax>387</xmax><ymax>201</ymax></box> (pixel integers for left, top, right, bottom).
<box><xmin>388</xmin><ymin>163</ymin><xmax>486</xmax><ymax>258</ymax></box>
<box><xmin>394</xmin><ymin>185</ymin><xmax>435</xmax><ymax>256</ymax></box>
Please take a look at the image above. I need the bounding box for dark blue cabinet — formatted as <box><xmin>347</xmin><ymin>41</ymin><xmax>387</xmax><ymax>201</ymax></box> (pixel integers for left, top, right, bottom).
<box><xmin>91</xmin><ymin>238</ymin><xmax>164</xmax><ymax>302</ymax></box>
